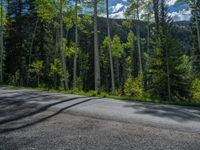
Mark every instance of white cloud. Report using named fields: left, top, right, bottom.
left=167, top=0, right=178, bottom=6
left=111, top=3, right=124, bottom=13
left=110, top=11, right=125, bottom=19
left=169, top=9, right=191, bottom=21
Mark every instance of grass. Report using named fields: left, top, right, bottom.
left=1, top=84, right=200, bottom=107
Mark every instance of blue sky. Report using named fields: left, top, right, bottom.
left=108, top=0, right=191, bottom=21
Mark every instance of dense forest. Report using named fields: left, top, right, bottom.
left=0, top=0, right=200, bottom=103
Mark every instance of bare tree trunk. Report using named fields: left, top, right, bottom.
left=73, top=0, right=78, bottom=90
left=152, top=0, right=159, bottom=32
left=161, top=0, right=165, bottom=25
left=195, top=13, right=200, bottom=52
left=60, top=0, right=68, bottom=90
left=106, top=0, right=115, bottom=95
left=37, top=75, right=40, bottom=87
left=116, top=58, right=120, bottom=90
left=146, top=3, right=150, bottom=54
left=54, top=29, right=59, bottom=89
left=0, top=0, right=3, bottom=83
left=28, top=19, right=39, bottom=68
left=136, top=0, right=142, bottom=74
left=166, top=48, right=171, bottom=100
left=94, top=1, right=101, bottom=93
left=27, top=18, right=39, bottom=85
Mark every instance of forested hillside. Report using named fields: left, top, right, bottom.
left=0, top=0, right=200, bottom=103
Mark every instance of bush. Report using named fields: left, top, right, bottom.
left=124, top=74, right=143, bottom=97
left=87, top=91, right=98, bottom=97
left=192, top=78, right=200, bottom=102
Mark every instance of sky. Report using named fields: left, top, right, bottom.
left=108, top=0, right=191, bottom=21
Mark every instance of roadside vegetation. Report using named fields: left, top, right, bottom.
left=2, top=84, right=200, bottom=107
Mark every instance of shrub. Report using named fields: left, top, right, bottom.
left=87, top=91, right=98, bottom=97
left=124, top=74, right=143, bottom=97
left=192, top=78, right=200, bottom=102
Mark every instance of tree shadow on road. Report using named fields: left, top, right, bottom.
left=0, top=92, right=98, bottom=133
left=124, top=102, right=200, bottom=122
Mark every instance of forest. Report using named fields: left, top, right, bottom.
left=0, top=0, right=200, bottom=104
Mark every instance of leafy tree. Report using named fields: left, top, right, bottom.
left=124, top=31, right=136, bottom=76
left=50, top=58, right=62, bottom=89
left=29, top=60, right=44, bottom=87
left=125, top=0, right=143, bottom=75
left=112, top=35, right=124, bottom=89
left=192, top=78, right=200, bottom=102
left=124, top=74, right=143, bottom=97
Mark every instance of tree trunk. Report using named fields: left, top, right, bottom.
left=73, top=0, right=78, bottom=90
left=161, top=0, right=165, bottom=25
left=37, top=75, right=40, bottom=87
left=195, top=12, right=200, bottom=52
left=106, top=0, right=115, bottom=95
left=116, top=58, right=120, bottom=90
left=136, top=0, right=142, bottom=74
left=147, top=24, right=150, bottom=53
left=60, top=0, right=68, bottom=90
left=153, top=0, right=159, bottom=31
left=0, top=0, right=3, bottom=83
left=94, top=1, right=101, bottom=93
left=166, top=48, right=171, bottom=100
left=27, top=18, right=39, bottom=85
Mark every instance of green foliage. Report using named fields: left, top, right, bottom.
left=73, top=77, right=83, bottom=91
left=147, top=29, right=193, bottom=100
left=112, top=35, right=124, bottom=58
left=124, top=31, right=137, bottom=76
left=102, top=36, right=109, bottom=48
left=87, top=90, right=98, bottom=97
left=192, top=79, right=200, bottom=102
left=125, top=56, right=132, bottom=76
left=29, top=60, right=44, bottom=87
left=63, top=39, right=75, bottom=57
left=34, top=0, right=56, bottom=23
left=50, top=59, right=63, bottom=77
left=101, top=37, right=109, bottom=66
left=122, top=20, right=132, bottom=29
left=102, top=35, right=124, bottom=59
left=78, top=15, right=93, bottom=33
left=125, top=31, right=136, bottom=50
left=29, top=60, right=44, bottom=76
left=0, top=3, right=7, bottom=27
left=124, top=74, right=143, bottom=97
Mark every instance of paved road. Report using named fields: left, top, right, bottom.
left=0, top=88, right=200, bottom=149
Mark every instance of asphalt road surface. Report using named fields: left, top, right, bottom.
left=0, top=88, right=200, bottom=150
